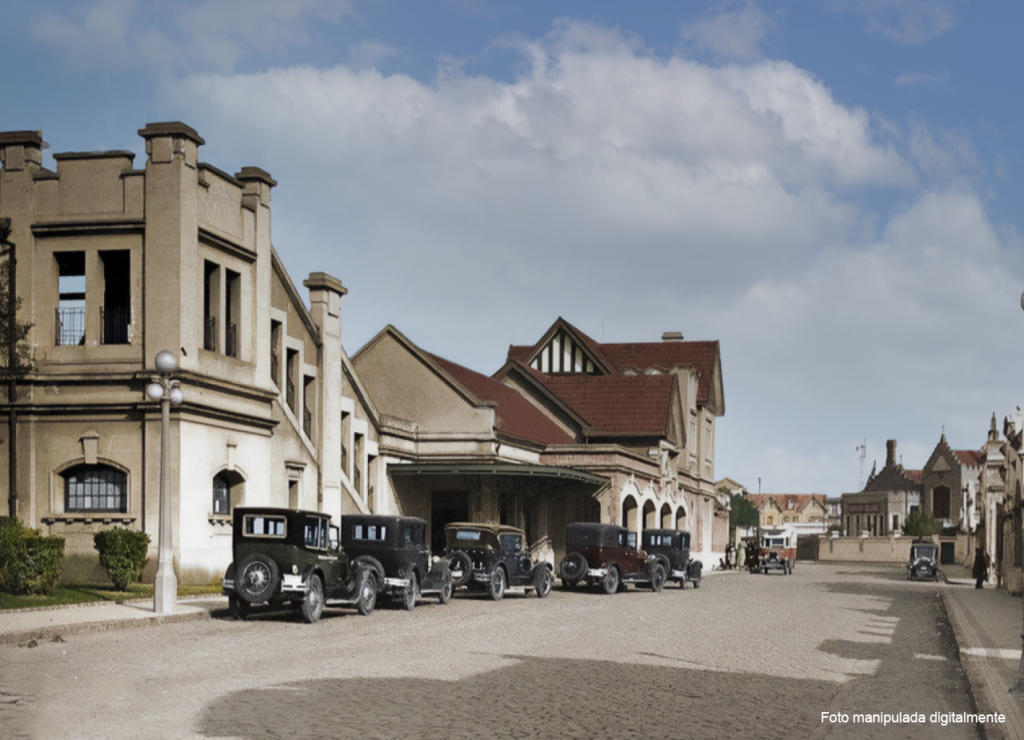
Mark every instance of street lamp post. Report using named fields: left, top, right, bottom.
left=147, top=350, right=184, bottom=614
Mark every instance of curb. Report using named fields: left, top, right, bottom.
left=0, top=608, right=211, bottom=647
left=942, top=592, right=1023, bottom=740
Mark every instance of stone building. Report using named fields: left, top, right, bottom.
left=921, top=434, right=982, bottom=532
left=840, top=440, right=921, bottom=537
left=0, top=123, right=377, bottom=583
left=352, top=319, right=728, bottom=564
left=747, top=493, right=828, bottom=534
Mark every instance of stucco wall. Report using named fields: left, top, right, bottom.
left=817, top=535, right=914, bottom=562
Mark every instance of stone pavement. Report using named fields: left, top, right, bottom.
left=0, top=596, right=217, bottom=646
left=941, top=577, right=1024, bottom=740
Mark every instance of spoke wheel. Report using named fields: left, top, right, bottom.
left=601, top=566, right=620, bottom=595
left=356, top=568, right=376, bottom=616
left=300, top=574, right=324, bottom=624
left=401, top=571, right=418, bottom=611
left=489, top=567, right=506, bottom=601
left=533, top=567, right=552, bottom=598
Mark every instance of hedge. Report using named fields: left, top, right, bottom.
left=0, top=517, right=65, bottom=595
left=94, top=528, right=151, bottom=591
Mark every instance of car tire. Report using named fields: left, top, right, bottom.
left=601, top=565, right=620, bottom=595
left=401, top=571, right=418, bottom=611
left=355, top=567, right=376, bottom=616
left=438, top=577, right=453, bottom=605
left=559, top=553, right=588, bottom=582
left=300, top=574, right=324, bottom=624
left=448, top=551, right=474, bottom=588
left=228, top=594, right=250, bottom=621
left=489, top=567, right=506, bottom=601
left=533, top=566, right=552, bottom=598
left=650, top=564, right=667, bottom=592
left=353, top=555, right=386, bottom=591
left=236, top=553, right=279, bottom=603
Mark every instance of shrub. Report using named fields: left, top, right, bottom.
left=94, top=528, right=151, bottom=591
left=0, top=517, right=65, bottom=595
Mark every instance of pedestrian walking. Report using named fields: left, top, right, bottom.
left=972, top=547, right=989, bottom=589
left=736, top=539, right=747, bottom=572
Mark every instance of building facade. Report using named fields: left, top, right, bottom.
left=840, top=440, right=921, bottom=537
left=0, top=123, right=377, bottom=583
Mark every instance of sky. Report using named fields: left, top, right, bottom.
left=2, top=0, right=1023, bottom=498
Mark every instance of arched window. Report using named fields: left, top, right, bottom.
left=212, top=470, right=245, bottom=515
left=64, top=464, right=127, bottom=513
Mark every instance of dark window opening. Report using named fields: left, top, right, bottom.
left=270, top=320, right=282, bottom=387
left=286, top=348, right=298, bottom=413
left=341, top=411, right=350, bottom=475
left=225, top=268, right=240, bottom=358
left=64, top=464, right=127, bottom=513
left=302, top=375, right=315, bottom=438
left=56, top=252, right=86, bottom=346
left=933, top=486, right=951, bottom=520
left=100, top=250, right=130, bottom=345
left=203, top=261, right=219, bottom=352
left=353, top=432, right=364, bottom=495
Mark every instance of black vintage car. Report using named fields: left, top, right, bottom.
left=444, top=523, right=553, bottom=601
left=341, top=515, right=453, bottom=609
left=641, top=529, right=703, bottom=589
left=222, top=507, right=376, bottom=623
left=558, top=522, right=666, bottom=594
left=907, top=540, right=940, bottom=581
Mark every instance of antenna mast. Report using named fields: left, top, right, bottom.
left=856, top=439, right=867, bottom=488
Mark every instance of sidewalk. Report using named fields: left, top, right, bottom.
left=0, top=596, right=224, bottom=646
left=942, top=579, right=1024, bottom=740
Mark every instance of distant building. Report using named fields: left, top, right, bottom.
left=748, top=493, right=828, bottom=535
left=840, top=440, right=921, bottom=536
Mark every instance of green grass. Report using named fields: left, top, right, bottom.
left=0, top=583, right=224, bottom=611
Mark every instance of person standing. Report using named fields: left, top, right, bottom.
left=972, top=547, right=989, bottom=589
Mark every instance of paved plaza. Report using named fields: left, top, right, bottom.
left=0, top=563, right=1003, bottom=739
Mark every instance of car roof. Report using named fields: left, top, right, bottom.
left=445, top=522, right=526, bottom=537
left=344, top=514, right=427, bottom=526
left=234, top=506, right=331, bottom=519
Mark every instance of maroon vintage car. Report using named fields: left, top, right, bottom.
left=558, top=522, right=666, bottom=594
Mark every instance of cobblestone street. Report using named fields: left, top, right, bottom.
left=0, top=563, right=982, bottom=739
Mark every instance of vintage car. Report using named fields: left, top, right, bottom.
left=341, top=515, right=453, bottom=609
left=642, top=528, right=702, bottom=588
left=222, top=507, right=376, bottom=623
left=558, top=522, right=667, bottom=594
left=444, top=523, right=553, bottom=601
left=907, top=540, right=940, bottom=581
left=758, top=527, right=796, bottom=575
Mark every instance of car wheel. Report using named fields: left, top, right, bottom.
left=355, top=567, right=376, bottom=616
left=559, top=552, right=588, bottom=583
left=236, top=553, right=279, bottom=603
left=300, top=574, right=324, bottom=624
left=650, top=564, right=667, bottom=592
left=448, top=551, right=473, bottom=588
left=401, top=571, right=418, bottom=611
left=692, top=573, right=702, bottom=589
left=561, top=577, right=577, bottom=591
left=228, top=594, right=250, bottom=621
left=353, top=555, right=386, bottom=591
left=533, top=566, right=552, bottom=598
left=438, top=577, right=454, bottom=605
left=601, top=565, right=620, bottom=595
left=489, top=567, right=506, bottom=601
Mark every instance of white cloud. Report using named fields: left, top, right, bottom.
left=30, top=0, right=353, bottom=73
left=150, top=19, right=1012, bottom=496
left=680, top=0, right=776, bottom=61
left=830, top=0, right=959, bottom=45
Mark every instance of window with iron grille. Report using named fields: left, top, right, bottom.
left=64, top=464, right=127, bottom=513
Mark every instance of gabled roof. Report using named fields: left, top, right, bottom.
left=953, top=450, right=982, bottom=468
left=502, top=317, right=724, bottom=438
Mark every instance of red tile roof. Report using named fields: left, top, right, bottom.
left=540, top=374, right=675, bottom=437
left=953, top=450, right=982, bottom=468
left=905, top=469, right=923, bottom=483
left=426, top=352, right=575, bottom=446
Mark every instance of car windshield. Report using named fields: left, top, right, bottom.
left=454, top=530, right=482, bottom=542
left=305, top=516, right=329, bottom=550
left=618, top=531, right=637, bottom=548
left=763, top=537, right=786, bottom=548
left=912, top=546, right=936, bottom=559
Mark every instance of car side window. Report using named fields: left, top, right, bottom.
left=500, top=534, right=522, bottom=553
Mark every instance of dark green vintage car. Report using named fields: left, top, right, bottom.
left=444, top=523, right=553, bottom=601
left=222, top=507, right=377, bottom=623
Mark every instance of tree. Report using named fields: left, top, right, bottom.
left=902, top=510, right=941, bottom=537
left=728, top=491, right=760, bottom=532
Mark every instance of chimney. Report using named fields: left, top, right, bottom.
left=886, top=440, right=896, bottom=468
left=0, top=130, right=47, bottom=172
left=662, top=331, right=684, bottom=342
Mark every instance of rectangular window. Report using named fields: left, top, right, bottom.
left=303, top=375, right=315, bottom=438
left=203, top=261, right=220, bottom=352
left=55, top=252, right=86, bottom=346
left=270, top=320, right=282, bottom=387
left=100, top=250, right=130, bottom=345
left=225, top=268, right=240, bottom=358
left=354, top=432, right=364, bottom=495
left=244, top=515, right=286, bottom=538
left=286, top=348, right=299, bottom=413
left=64, top=465, right=127, bottom=512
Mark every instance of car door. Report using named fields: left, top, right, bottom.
left=500, top=533, right=530, bottom=584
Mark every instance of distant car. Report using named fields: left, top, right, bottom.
left=558, top=522, right=666, bottom=594
left=907, top=540, right=940, bottom=581
left=444, top=523, right=553, bottom=600
left=642, top=529, right=702, bottom=588
left=222, top=507, right=376, bottom=622
left=758, top=527, right=796, bottom=575
left=341, top=515, right=453, bottom=609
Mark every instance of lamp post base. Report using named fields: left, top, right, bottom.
left=154, top=566, right=177, bottom=615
